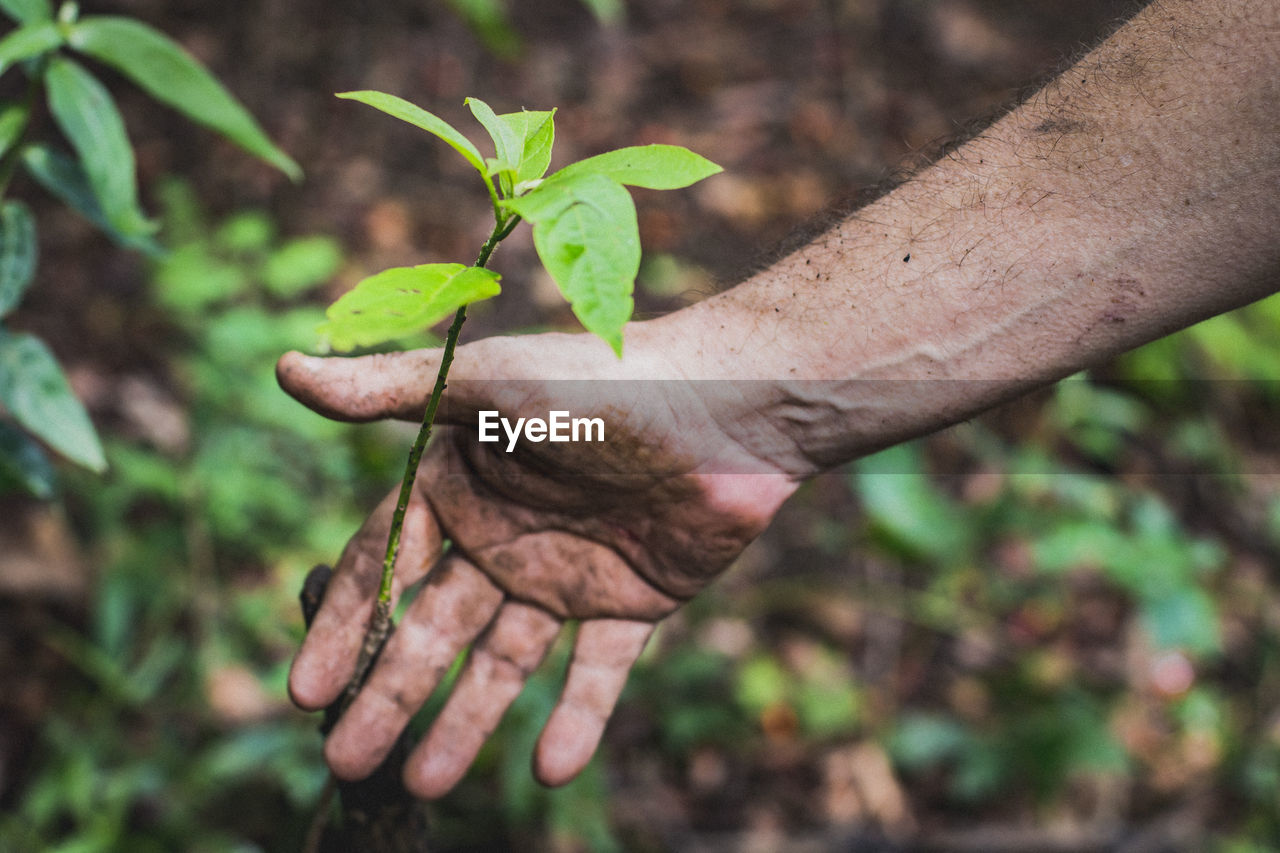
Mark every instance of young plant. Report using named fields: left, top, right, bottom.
left=0, top=0, right=298, bottom=498
left=316, top=90, right=721, bottom=703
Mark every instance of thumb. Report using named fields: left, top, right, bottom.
left=276, top=345, right=496, bottom=424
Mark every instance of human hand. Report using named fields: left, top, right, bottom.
left=278, top=324, right=797, bottom=798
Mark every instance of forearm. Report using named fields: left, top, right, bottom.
left=648, top=0, right=1280, bottom=476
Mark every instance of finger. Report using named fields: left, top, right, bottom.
left=324, top=553, right=504, bottom=780
left=289, top=487, right=440, bottom=711
left=533, top=619, right=654, bottom=787
left=404, top=601, right=562, bottom=799
left=276, top=337, right=514, bottom=424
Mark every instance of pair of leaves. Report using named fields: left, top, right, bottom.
left=329, top=92, right=720, bottom=354
left=0, top=10, right=299, bottom=244
left=335, top=92, right=557, bottom=198
left=464, top=97, right=554, bottom=197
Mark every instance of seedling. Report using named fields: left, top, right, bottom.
left=316, top=90, right=721, bottom=706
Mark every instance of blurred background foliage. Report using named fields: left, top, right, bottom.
left=2, top=0, right=1280, bottom=851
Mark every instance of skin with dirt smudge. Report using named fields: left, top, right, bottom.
left=282, top=0, right=1278, bottom=803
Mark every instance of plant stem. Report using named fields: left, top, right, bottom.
left=340, top=213, right=520, bottom=707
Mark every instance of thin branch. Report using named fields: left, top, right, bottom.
left=341, top=213, right=519, bottom=708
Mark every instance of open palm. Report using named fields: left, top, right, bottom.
left=280, top=332, right=795, bottom=798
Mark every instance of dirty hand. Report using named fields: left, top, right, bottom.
left=278, top=326, right=796, bottom=798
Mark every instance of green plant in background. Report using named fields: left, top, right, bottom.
left=851, top=433, right=1239, bottom=808
left=148, top=179, right=362, bottom=557
left=317, top=90, right=720, bottom=708
left=0, top=187, right=363, bottom=852
left=444, top=0, right=623, bottom=59
left=0, top=0, right=298, bottom=499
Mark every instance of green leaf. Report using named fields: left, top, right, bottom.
left=153, top=244, right=249, bottom=313
left=0, top=201, right=36, bottom=317
left=318, top=262, right=501, bottom=352
left=0, top=330, right=105, bottom=472
left=466, top=97, right=518, bottom=195
left=44, top=55, right=154, bottom=239
left=442, top=0, right=522, bottom=59
left=0, top=20, right=63, bottom=76
left=0, top=0, right=51, bottom=24
left=551, top=144, right=721, bottom=190
left=889, top=713, right=974, bottom=771
left=735, top=654, right=791, bottom=714
left=19, top=143, right=162, bottom=254
left=0, top=418, right=54, bottom=498
left=579, top=0, right=624, bottom=24
left=0, top=101, right=29, bottom=157
left=854, top=442, right=972, bottom=564
left=503, top=172, right=638, bottom=354
left=466, top=99, right=554, bottom=196
left=338, top=91, right=485, bottom=174
left=214, top=210, right=276, bottom=254
left=66, top=16, right=301, bottom=181
left=1141, top=587, right=1221, bottom=656
left=501, top=108, right=554, bottom=187
left=261, top=235, right=342, bottom=298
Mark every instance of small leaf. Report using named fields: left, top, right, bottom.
left=19, top=143, right=162, bottom=254
left=66, top=16, right=301, bottom=180
left=0, top=330, right=105, bottom=472
left=0, top=0, right=52, bottom=24
left=214, top=210, right=275, bottom=254
left=578, top=0, right=624, bottom=25
left=338, top=91, right=485, bottom=174
left=504, top=172, right=638, bottom=355
left=0, top=101, right=30, bottom=157
left=854, top=442, right=972, bottom=564
left=467, top=100, right=556, bottom=197
left=889, top=713, right=972, bottom=771
left=0, top=20, right=63, bottom=77
left=153, top=244, right=249, bottom=313
left=500, top=108, right=554, bottom=186
left=261, top=236, right=342, bottom=298
left=318, top=263, right=500, bottom=351
left=0, top=201, right=36, bottom=317
left=442, top=0, right=522, bottom=59
left=1141, top=587, right=1221, bottom=656
left=551, top=144, right=721, bottom=190
left=0, top=418, right=55, bottom=498
left=466, top=96, right=519, bottom=195
left=44, top=55, right=154, bottom=239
